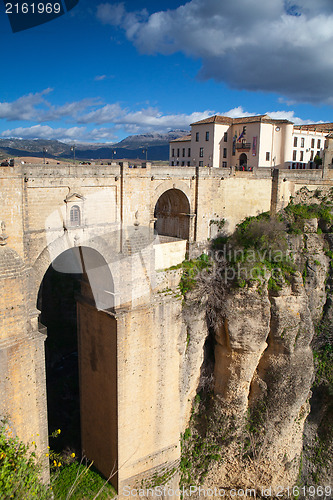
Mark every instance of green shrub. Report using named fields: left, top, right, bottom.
left=0, top=421, right=51, bottom=499
left=179, top=254, right=211, bottom=296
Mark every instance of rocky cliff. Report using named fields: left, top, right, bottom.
left=179, top=186, right=333, bottom=498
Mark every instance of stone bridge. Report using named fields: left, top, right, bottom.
left=0, top=160, right=332, bottom=493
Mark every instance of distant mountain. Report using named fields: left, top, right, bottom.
left=0, top=138, right=70, bottom=156
left=0, top=130, right=189, bottom=161
left=115, top=131, right=189, bottom=149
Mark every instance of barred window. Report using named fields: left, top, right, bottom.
left=70, top=205, right=81, bottom=226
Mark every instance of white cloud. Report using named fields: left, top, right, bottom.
left=79, top=105, right=215, bottom=131
left=0, top=90, right=100, bottom=123
left=265, top=110, right=323, bottom=125
left=0, top=89, right=52, bottom=121
left=0, top=125, right=118, bottom=143
left=96, top=0, right=333, bottom=104
left=0, top=91, right=325, bottom=142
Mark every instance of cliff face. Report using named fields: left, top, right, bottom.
left=211, top=275, right=316, bottom=490
left=180, top=188, right=333, bottom=495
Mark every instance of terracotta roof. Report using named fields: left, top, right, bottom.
left=190, top=114, right=293, bottom=126
left=190, top=115, right=233, bottom=125
left=170, top=135, right=191, bottom=143
left=293, top=123, right=333, bottom=133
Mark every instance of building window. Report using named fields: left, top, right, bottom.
left=224, top=132, right=228, bottom=142
left=181, top=161, right=185, bottom=166
left=188, top=148, right=191, bottom=157
left=311, top=138, right=315, bottom=148
left=177, top=148, right=180, bottom=157
left=294, top=137, right=298, bottom=147
left=199, top=161, right=203, bottom=167
left=171, top=161, right=174, bottom=166
left=199, top=147, right=204, bottom=157
left=293, top=150, right=297, bottom=161
left=176, top=161, right=179, bottom=166
left=223, top=148, right=227, bottom=158
left=300, top=151, right=304, bottom=161
left=205, top=131, right=209, bottom=141
left=317, top=150, right=320, bottom=157
left=70, top=205, right=81, bottom=227
left=222, top=161, right=227, bottom=168
left=301, top=138, right=305, bottom=148
left=317, top=139, right=321, bottom=149
left=196, top=132, right=199, bottom=142
left=172, top=148, right=174, bottom=157
left=266, top=152, right=270, bottom=161
left=187, top=161, right=190, bottom=166
left=310, top=150, right=314, bottom=161
left=182, top=148, right=185, bottom=157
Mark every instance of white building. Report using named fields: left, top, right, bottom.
left=169, top=114, right=333, bottom=169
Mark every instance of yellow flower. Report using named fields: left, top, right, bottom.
left=46, top=453, right=49, bottom=457
left=58, top=462, right=61, bottom=467
left=57, top=429, right=61, bottom=434
left=32, top=441, right=35, bottom=445
left=53, top=460, right=57, bottom=466
left=71, top=453, right=75, bottom=458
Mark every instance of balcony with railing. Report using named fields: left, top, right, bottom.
left=235, top=142, right=251, bottom=151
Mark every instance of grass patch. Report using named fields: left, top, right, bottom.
left=51, top=460, right=116, bottom=499
left=179, top=254, right=212, bottom=296
left=180, top=394, right=235, bottom=487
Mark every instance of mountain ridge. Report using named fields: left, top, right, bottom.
left=0, top=130, right=189, bottom=161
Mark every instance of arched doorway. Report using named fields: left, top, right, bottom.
left=37, top=246, right=118, bottom=487
left=239, top=153, right=247, bottom=169
left=154, top=189, right=190, bottom=240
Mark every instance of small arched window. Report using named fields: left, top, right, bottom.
left=69, top=205, right=81, bottom=226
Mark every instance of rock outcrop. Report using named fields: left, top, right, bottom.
left=180, top=190, right=333, bottom=496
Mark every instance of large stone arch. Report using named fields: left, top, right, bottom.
left=31, top=234, right=115, bottom=310
left=154, top=189, right=191, bottom=240
left=35, top=242, right=118, bottom=488
left=152, top=181, right=192, bottom=241
left=151, top=180, right=191, bottom=217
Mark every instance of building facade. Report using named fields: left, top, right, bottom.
left=170, top=114, right=333, bottom=170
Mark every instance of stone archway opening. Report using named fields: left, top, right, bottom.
left=239, top=153, right=247, bottom=170
left=154, top=188, right=190, bottom=240
left=37, top=246, right=118, bottom=488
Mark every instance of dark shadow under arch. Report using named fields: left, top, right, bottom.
left=37, top=246, right=118, bottom=488
left=154, top=188, right=190, bottom=240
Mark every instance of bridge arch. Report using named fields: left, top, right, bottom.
left=32, top=235, right=116, bottom=308
left=36, top=243, right=118, bottom=488
left=152, top=181, right=192, bottom=241
left=154, top=188, right=191, bottom=240
left=151, top=180, right=191, bottom=213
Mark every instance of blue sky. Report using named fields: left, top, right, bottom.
left=0, top=0, right=333, bottom=143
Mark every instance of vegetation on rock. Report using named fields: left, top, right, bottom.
left=179, top=186, right=333, bottom=495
